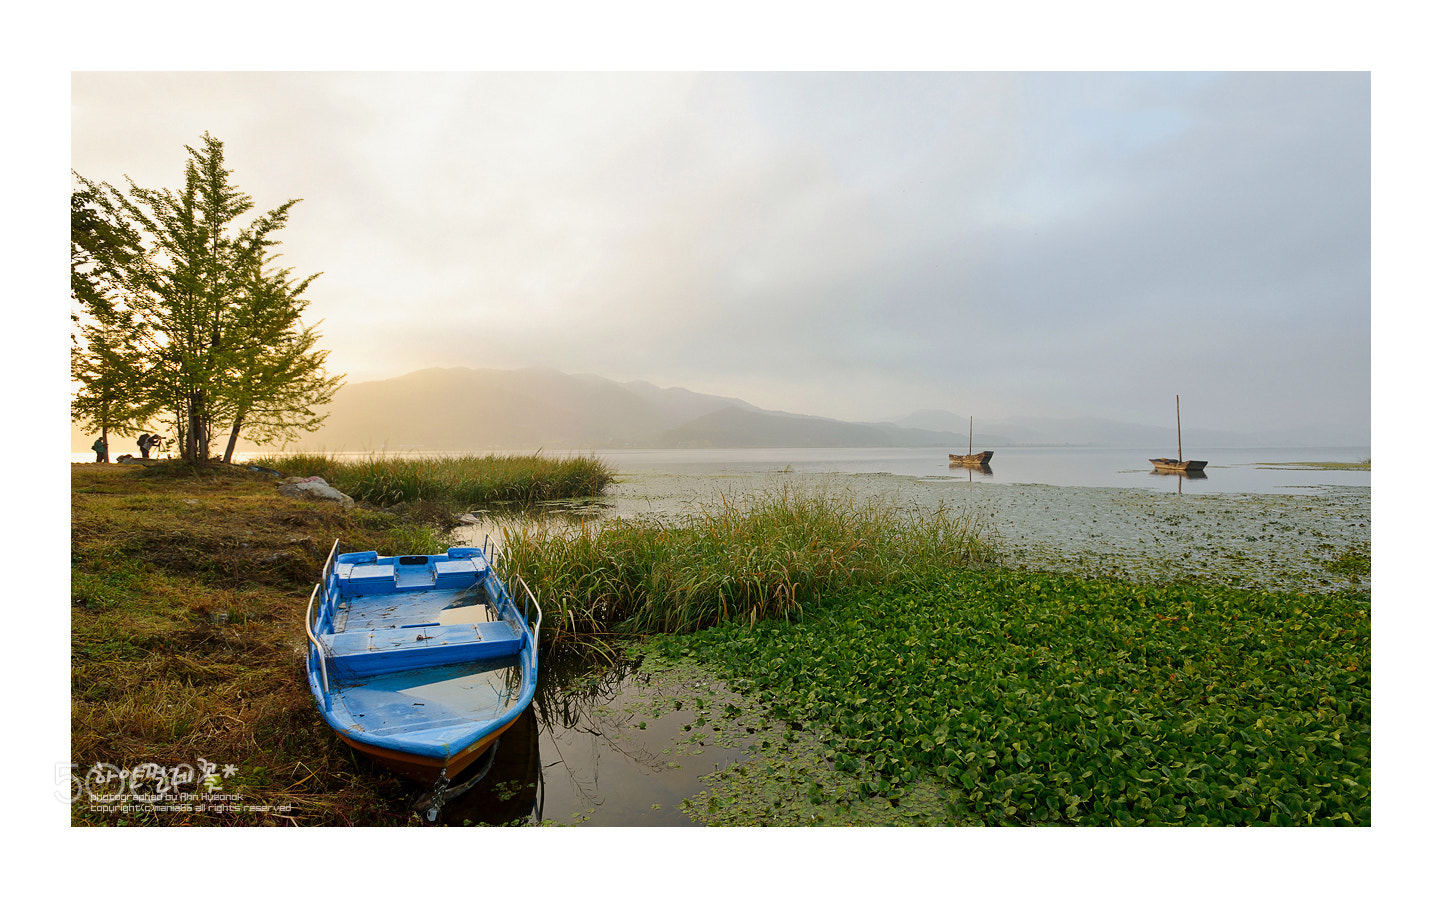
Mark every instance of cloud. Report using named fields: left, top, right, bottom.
left=70, top=71, right=1369, bottom=438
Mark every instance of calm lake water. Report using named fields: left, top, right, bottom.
left=588, top=445, right=1372, bottom=495
left=435, top=654, right=754, bottom=826
left=73, top=444, right=1371, bottom=495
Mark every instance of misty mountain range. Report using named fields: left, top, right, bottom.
left=255, top=366, right=1362, bottom=453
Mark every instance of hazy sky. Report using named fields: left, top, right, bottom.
left=70, top=71, right=1369, bottom=439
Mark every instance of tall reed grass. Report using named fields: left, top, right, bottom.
left=253, top=452, right=616, bottom=508
left=503, top=485, right=996, bottom=638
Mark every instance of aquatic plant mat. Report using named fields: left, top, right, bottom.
left=589, top=472, right=1371, bottom=595
left=651, top=570, right=1369, bottom=825
left=530, top=649, right=960, bottom=826
left=1254, top=460, right=1370, bottom=471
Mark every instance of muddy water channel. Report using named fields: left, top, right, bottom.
left=435, top=462, right=1370, bottom=825
left=432, top=644, right=946, bottom=826
left=433, top=651, right=809, bottom=825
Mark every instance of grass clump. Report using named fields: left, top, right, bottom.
left=503, top=485, right=996, bottom=639
left=1255, top=459, right=1371, bottom=471
left=656, top=569, right=1370, bottom=825
left=253, top=452, right=615, bottom=508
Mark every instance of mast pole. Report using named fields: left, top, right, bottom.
left=1176, top=395, right=1182, bottom=463
left=969, top=416, right=974, bottom=455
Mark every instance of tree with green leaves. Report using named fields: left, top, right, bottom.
left=71, top=185, right=157, bottom=459
left=215, top=258, right=343, bottom=463
left=71, top=133, right=341, bottom=462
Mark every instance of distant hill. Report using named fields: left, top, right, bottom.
left=616, top=379, right=767, bottom=423
left=290, top=367, right=672, bottom=451
left=283, top=367, right=971, bottom=451
left=890, top=409, right=971, bottom=432
left=70, top=366, right=1367, bottom=453
left=657, top=407, right=963, bottom=449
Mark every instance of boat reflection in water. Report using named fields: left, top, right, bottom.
left=1150, top=467, right=1208, bottom=495
left=432, top=654, right=629, bottom=826
left=433, top=705, right=542, bottom=826
left=434, top=654, right=640, bottom=826
left=947, top=461, right=993, bottom=480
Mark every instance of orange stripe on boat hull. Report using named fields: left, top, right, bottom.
left=335, top=716, right=521, bottom=785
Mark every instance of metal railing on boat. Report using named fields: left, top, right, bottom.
left=511, top=573, right=543, bottom=653
left=486, top=532, right=542, bottom=653
left=304, top=583, right=329, bottom=699
left=304, top=539, right=340, bottom=702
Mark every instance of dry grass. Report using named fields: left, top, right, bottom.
left=70, top=462, right=446, bottom=825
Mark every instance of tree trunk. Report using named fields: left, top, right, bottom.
left=186, top=389, right=212, bottom=462
left=186, top=397, right=199, bottom=461
left=222, top=412, right=246, bottom=464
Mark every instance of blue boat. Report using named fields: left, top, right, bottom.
left=305, top=539, right=540, bottom=787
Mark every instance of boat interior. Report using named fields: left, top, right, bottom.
left=327, top=657, right=523, bottom=740
left=318, top=551, right=525, bottom=679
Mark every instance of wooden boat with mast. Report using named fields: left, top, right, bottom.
left=1150, top=395, right=1208, bottom=473
left=949, top=416, right=994, bottom=466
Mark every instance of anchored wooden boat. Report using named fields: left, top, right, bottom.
left=949, top=450, right=994, bottom=466
left=949, top=416, right=994, bottom=467
left=1149, top=458, right=1208, bottom=473
left=305, top=539, right=540, bottom=787
left=1150, top=395, right=1207, bottom=474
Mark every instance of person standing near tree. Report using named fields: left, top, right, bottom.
left=137, top=432, right=162, bottom=459
left=92, top=436, right=106, bottom=463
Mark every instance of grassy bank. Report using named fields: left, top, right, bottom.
left=654, top=570, right=1370, bottom=825
left=253, top=452, right=615, bottom=508
left=70, top=462, right=445, bottom=825
left=502, top=486, right=997, bottom=641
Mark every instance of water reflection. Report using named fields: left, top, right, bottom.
left=461, top=500, right=615, bottom=553
left=477, top=498, right=613, bottom=526
left=592, top=446, right=1368, bottom=494
left=435, top=705, right=542, bottom=825
left=947, top=462, right=993, bottom=479
left=424, top=651, right=747, bottom=826
left=1149, top=468, right=1208, bottom=495
left=1148, top=469, right=1209, bottom=480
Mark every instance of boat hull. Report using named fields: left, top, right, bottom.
left=949, top=450, right=994, bottom=466
left=333, top=713, right=521, bottom=783
left=1149, top=458, right=1207, bottom=473
left=305, top=542, right=541, bottom=787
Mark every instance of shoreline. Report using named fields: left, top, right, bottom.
left=460, top=470, right=1371, bottom=596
